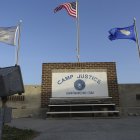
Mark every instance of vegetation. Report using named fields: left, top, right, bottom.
left=2, top=125, right=39, bottom=140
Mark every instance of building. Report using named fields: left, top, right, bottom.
left=1, top=62, right=140, bottom=118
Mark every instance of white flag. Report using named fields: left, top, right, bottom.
left=0, top=26, right=18, bottom=46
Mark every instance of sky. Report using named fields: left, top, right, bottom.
left=0, top=0, right=140, bottom=85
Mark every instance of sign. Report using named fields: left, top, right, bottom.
left=0, top=65, right=24, bottom=97
left=52, top=71, right=108, bottom=97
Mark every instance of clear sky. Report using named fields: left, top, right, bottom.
left=0, top=0, right=140, bottom=85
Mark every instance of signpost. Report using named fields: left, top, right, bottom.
left=0, top=97, right=8, bottom=140
left=0, top=65, right=24, bottom=139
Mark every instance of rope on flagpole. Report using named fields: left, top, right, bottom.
left=133, top=17, right=140, bottom=60
left=76, top=0, right=80, bottom=62
left=16, top=20, right=22, bottom=65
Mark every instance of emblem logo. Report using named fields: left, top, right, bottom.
left=120, top=29, right=131, bottom=36
left=74, top=79, right=85, bottom=91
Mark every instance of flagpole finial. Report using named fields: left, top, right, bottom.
left=134, top=17, right=136, bottom=21
left=19, top=20, right=22, bottom=25
left=18, top=20, right=22, bottom=26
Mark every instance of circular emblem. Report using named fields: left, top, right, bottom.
left=74, top=79, right=85, bottom=91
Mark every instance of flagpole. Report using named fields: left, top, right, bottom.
left=133, top=17, right=140, bottom=60
left=76, top=0, right=80, bottom=62
left=16, top=20, right=22, bottom=65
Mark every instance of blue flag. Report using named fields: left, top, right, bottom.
left=108, top=24, right=136, bottom=41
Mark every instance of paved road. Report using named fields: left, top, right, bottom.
left=8, top=117, right=140, bottom=140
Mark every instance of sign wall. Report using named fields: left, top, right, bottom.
left=52, top=71, right=108, bottom=97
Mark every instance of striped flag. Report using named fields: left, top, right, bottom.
left=54, top=2, right=77, bottom=18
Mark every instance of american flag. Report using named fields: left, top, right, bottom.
left=54, top=2, right=77, bottom=18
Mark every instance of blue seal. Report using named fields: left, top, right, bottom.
left=74, top=79, right=85, bottom=91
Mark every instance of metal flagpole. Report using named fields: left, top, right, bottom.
left=133, top=17, right=140, bottom=60
left=76, top=0, right=80, bottom=62
left=16, top=20, right=22, bottom=65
